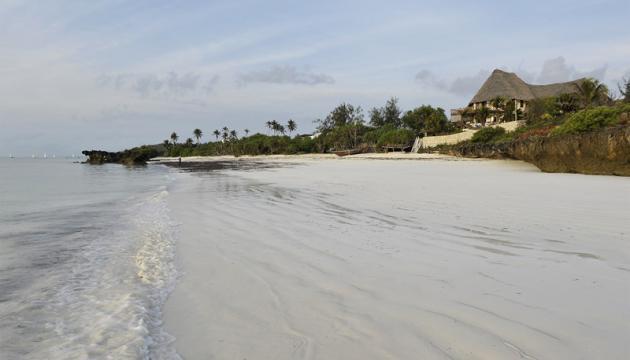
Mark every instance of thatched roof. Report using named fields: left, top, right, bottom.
left=469, top=69, right=583, bottom=105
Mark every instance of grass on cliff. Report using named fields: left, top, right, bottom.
left=462, top=103, right=630, bottom=147
left=551, top=103, right=630, bottom=135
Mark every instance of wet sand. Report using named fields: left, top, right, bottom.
left=162, top=158, right=630, bottom=359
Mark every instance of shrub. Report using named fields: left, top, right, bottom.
left=551, top=104, right=630, bottom=135
left=376, top=128, right=416, bottom=148
left=470, top=126, right=506, bottom=144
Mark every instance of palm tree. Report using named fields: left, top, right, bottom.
left=193, top=128, right=203, bottom=144
left=287, top=119, right=297, bottom=135
left=489, top=97, right=505, bottom=123
left=577, top=78, right=608, bottom=108
left=277, top=124, right=286, bottom=135
left=221, top=126, right=229, bottom=141
left=162, top=139, right=170, bottom=149
left=265, top=121, right=273, bottom=134
left=244, top=129, right=250, bottom=137
left=475, top=107, right=490, bottom=126
left=185, top=138, right=194, bottom=146
left=170, top=132, right=179, bottom=144
left=229, top=129, right=238, bottom=140
left=213, top=129, right=220, bottom=141
left=270, top=120, right=280, bottom=135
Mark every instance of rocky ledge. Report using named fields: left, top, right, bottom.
left=448, top=126, right=630, bottom=176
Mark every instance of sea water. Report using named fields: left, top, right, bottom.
left=0, top=158, right=179, bottom=359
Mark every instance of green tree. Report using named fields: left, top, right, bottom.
left=370, top=97, right=401, bottom=127
left=618, top=78, right=630, bottom=103
left=185, top=138, right=194, bottom=146
left=193, top=128, right=203, bottom=144
left=213, top=129, right=220, bottom=141
left=229, top=129, right=238, bottom=140
left=270, top=120, right=280, bottom=135
left=369, top=107, right=385, bottom=127
left=401, top=105, right=448, bottom=135
left=287, top=119, right=297, bottom=135
left=475, top=107, right=490, bottom=126
left=244, top=129, right=250, bottom=137
left=316, top=103, right=364, bottom=132
left=577, top=78, right=609, bottom=108
left=489, top=96, right=505, bottom=122
left=170, top=132, right=179, bottom=144
left=383, top=97, right=402, bottom=127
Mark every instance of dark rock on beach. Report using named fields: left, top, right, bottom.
left=82, top=145, right=164, bottom=165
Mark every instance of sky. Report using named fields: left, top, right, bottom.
left=1, top=0, right=629, bottom=156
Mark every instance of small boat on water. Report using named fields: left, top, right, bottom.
left=333, top=148, right=363, bottom=157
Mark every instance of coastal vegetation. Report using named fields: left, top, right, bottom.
left=446, top=78, right=628, bottom=148
left=155, top=97, right=455, bottom=158
left=437, top=78, right=630, bottom=175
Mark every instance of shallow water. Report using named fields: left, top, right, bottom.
left=164, top=159, right=630, bottom=359
left=0, top=159, right=179, bottom=359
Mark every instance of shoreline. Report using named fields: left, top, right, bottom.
left=150, top=152, right=472, bottom=163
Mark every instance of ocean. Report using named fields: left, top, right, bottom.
left=0, top=158, right=179, bottom=359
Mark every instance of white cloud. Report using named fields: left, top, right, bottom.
left=238, top=65, right=334, bottom=86
left=448, top=70, right=491, bottom=96
left=98, top=72, right=220, bottom=97
left=414, top=70, right=447, bottom=90
left=537, top=56, right=607, bottom=83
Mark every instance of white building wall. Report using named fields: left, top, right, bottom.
left=420, top=120, right=525, bottom=149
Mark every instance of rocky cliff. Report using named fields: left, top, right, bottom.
left=82, top=146, right=164, bottom=165
left=448, top=126, right=630, bottom=176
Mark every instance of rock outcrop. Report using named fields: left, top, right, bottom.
left=82, top=146, right=163, bottom=165
left=448, top=126, right=630, bottom=176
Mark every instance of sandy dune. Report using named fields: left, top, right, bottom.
left=163, top=158, right=630, bottom=359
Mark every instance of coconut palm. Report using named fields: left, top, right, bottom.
left=170, top=132, right=179, bottom=144
left=277, top=124, right=286, bottom=135
left=213, top=129, right=220, bottom=140
left=287, top=119, right=297, bottom=135
left=229, top=129, right=238, bottom=140
left=489, top=97, right=505, bottom=123
left=265, top=121, right=273, bottom=134
left=475, top=107, right=490, bottom=126
left=193, top=128, right=203, bottom=144
left=577, top=78, right=608, bottom=108
left=244, top=129, right=250, bottom=137
left=185, top=137, right=194, bottom=146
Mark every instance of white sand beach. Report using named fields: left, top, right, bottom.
left=162, top=157, right=630, bottom=359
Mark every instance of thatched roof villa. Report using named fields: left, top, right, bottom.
left=451, top=69, right=584, bottom=125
